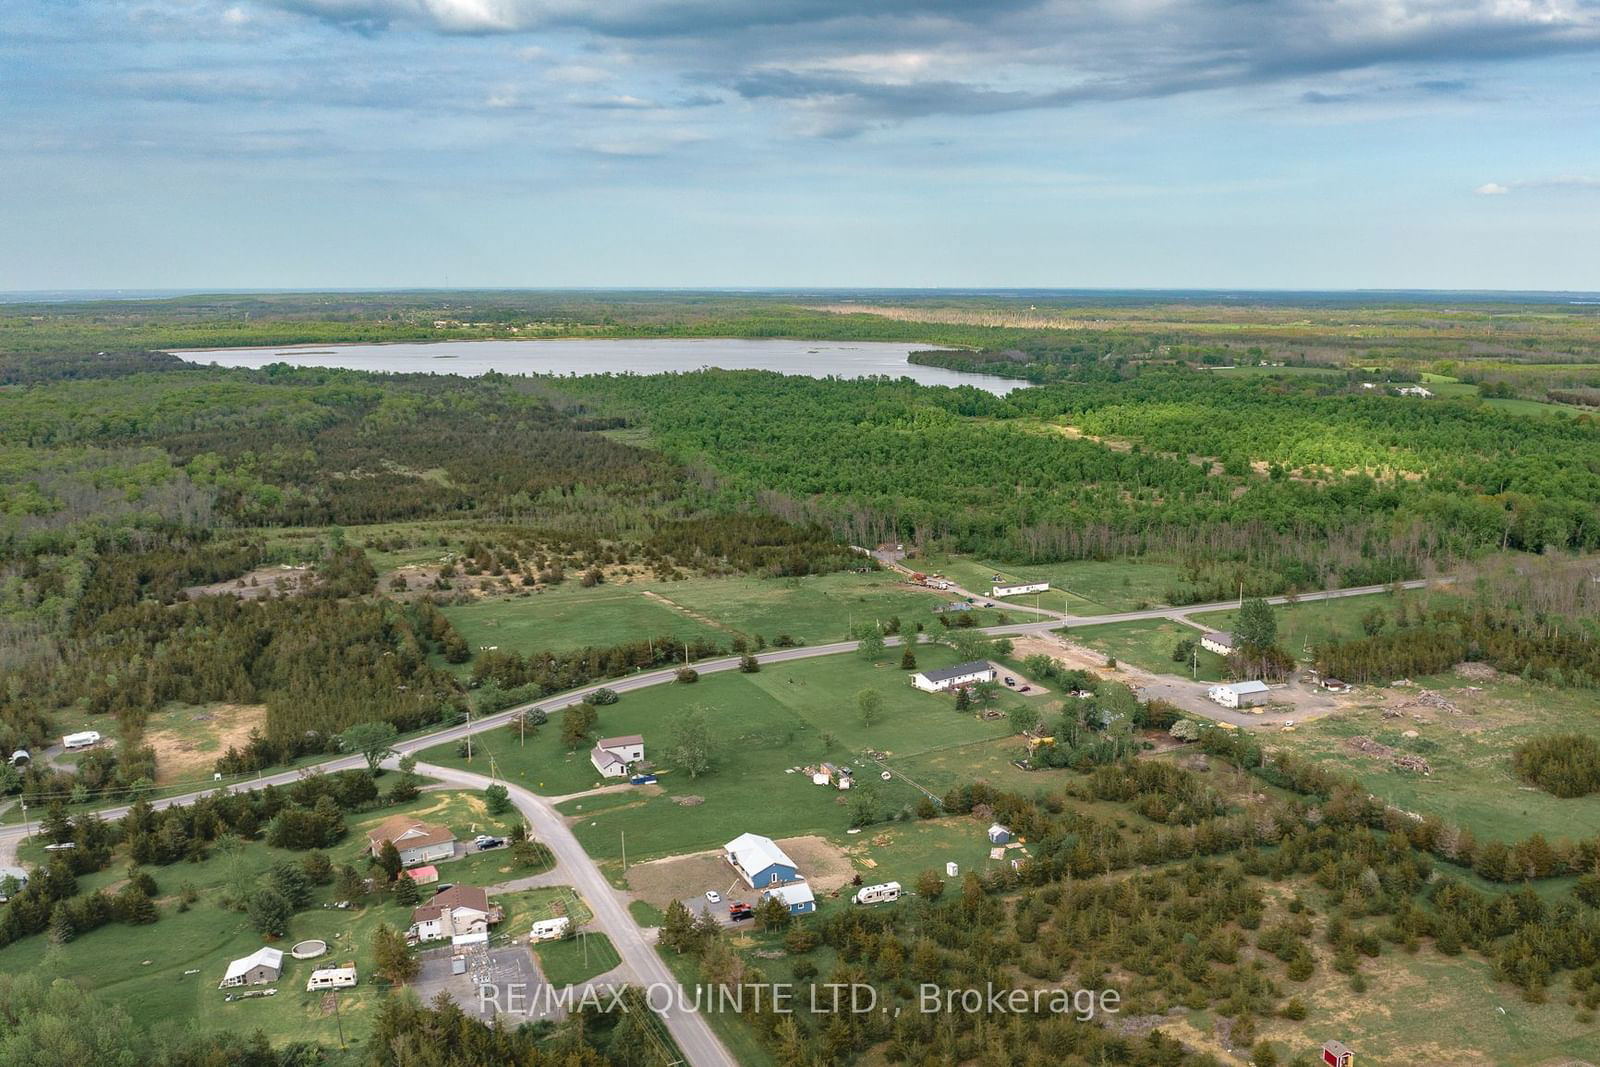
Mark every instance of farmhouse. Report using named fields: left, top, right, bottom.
left=219, top=946, right=283, bottom=988
left=367, top=816, right=456, bottom=867
left=305, top=965, right=357, bottom=991
left=992, top=581, right=1049, bottom=598
left=590, top=734, right=645, bottom=778
left=725, top=832, right=800, bottom=887
left=911, top=660, right=997, bottom=693
left=761, top=881, right=817, bottom=915
left=62, top=731, right=102, bottom=751
left=1208, top=680, right=1272, bottom=709
left=409, top=884, right=504, bottom=943
left=1200, top=631, right=1235, bottom=656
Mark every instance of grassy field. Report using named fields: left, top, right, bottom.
left=534, top=932, right=621, bottom=987
left=1268, top=676, right=1600, bottom=844
left=439, top=570, right=982, bottom=660
left=420, top=646, right=1032, bottom=868
left=1189, top=585, right=1460, bottom=663
left=1068, top=618, right=1229, bottom=680
left=913, top=553, right=1186, bottom=613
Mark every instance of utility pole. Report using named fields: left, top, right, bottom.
left=621, top=830, right=627, bottom=874
left=465, top=705, right=473, bottom=763
left=333, top=990, right=346, bottom=1050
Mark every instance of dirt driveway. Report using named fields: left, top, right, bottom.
left=625, top=835, right=856, bottom=910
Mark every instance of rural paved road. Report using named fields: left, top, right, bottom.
left=0, top=572, right=1447, bottom=1063
left=414, top=762, right=735, bottom=1067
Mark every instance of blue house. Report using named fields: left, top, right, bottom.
left=725, top=833, right=800, bottom=887
left=761, top=882, right=817, bottom=915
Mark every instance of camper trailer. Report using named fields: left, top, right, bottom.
left=62, top=731, right=102, bottom=751
left=531, top=917, right=571, bottom=942
left=852, top=881, right=902, bottom=905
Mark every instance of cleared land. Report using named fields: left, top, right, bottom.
left=1069, top=618, right=1230, bottom=681
left=144, top=702, right=268, bottom=785
left=912, top=553, right=1186, bottom=613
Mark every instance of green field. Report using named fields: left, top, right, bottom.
left=1191, top=585, right=1455, bottom=663
left=421, top=646, right=1031, bottom=866
left=913, top=553, right=1186, bottom=613
left=440, top=570, right=979, bottom=659
left=1269, top=677, right=1600, bottom=844
left=1068, top=618, right=1229, bottom=680
left=533, top=931, right=622, bottom=987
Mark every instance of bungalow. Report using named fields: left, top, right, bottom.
left=590, top=734, right=645, bottom=778
left=219, top=946, right=283, bottom=988
left=761, top=881, right=816, bottom=915
left=1208, top=680, right=1272, bottom=709
left=1200, top=631, right=1235, bottom=656
left=367, top=816, right=456, bottom=867
left=725, top=832, right=800, bottom=888
left=409, top=884, right=504, bottom=944
left=987, top=823, right=1013, bottom=845
left=305, top=965, right=357, bottom=991
left=911, top=660, right=996, bottom=693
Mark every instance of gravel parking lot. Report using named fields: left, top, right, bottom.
left=413, top=942, right=548, bottom=1022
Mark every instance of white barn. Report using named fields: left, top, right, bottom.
left=1208, top=680, right=1271, bottom=709
left=911, top=661, right=996, bottom=693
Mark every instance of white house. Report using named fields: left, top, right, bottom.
left=305, top=965, right=357, bottom=991
left=992, top=581, right=1049, bottom=598
left=589, top=734, right=645, bottom=778
left=62, top=731, right=101, bottom=751
left=1200, top=631, right=1235, bottom=656
left=911, top=660, right=996, bottom=693
left=725, top=833, right=800, bottom=887
left=1397, top=385, right=1434, bottom=398
left=220, top=947, right=283, bottom=988
left=1208, top=680, right=1272, bottom=709
left=531, top=916, right=571, bottom=942
left=853, top=881, right=902, bottom=905
left=409, top=885, right=503, bottom=943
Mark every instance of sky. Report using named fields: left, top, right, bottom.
left=2, top=0, right=1599, bottom=291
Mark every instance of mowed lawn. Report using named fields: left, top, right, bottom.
left=1068, top=618, right=1230, bottom=680
left=534, top=931, right=621, bottom=987
left=439, top=570, right=965, bottom=658
left=1268, top=678, right=1600, bottom=844
left=420, top=647, right=1025, bottom=866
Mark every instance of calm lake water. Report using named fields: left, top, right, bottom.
left=172, top=338, right=1022, bottom=395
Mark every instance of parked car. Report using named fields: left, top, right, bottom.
left=629, top=773, right=658, bottom=786
left=705, top=890, right=721, bottom=904
left=1004, top=677, right=1015, bottom=686
left=474, top=835, right=504, bottom=850
left=728, top=902, right=754, bottom=921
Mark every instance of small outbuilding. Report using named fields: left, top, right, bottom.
left=987, top=823, right=1013, bottom=845
left=761, top=881, right=816, bottom=915
left=220, top=947, right=283, bottom=988
left=1207, top=680, right=1272, bottom=709
left=1321, top=1040, right=1354, bottom=1066
left=8, top=749, right=28, bottom=766
left=912, top=661, right=997, bottom=693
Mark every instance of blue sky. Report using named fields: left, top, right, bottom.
left=2, top=0, right=1598, bottom=290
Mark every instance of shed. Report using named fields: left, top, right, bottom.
left=761, top=881, right=817, bottom=915
left=987, top=823, right=1013, bottom=845
left=1321, top=1040, right=1354, bottom=1066
left=404, top=865, right=440, bottom=886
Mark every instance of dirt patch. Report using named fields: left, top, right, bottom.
left=146, top=704, right=267, bottom=784
left=625, top=835, right=855, bottom=910
left=1453, top=661, right=1505, bottom=683
left=640, top=591, right=738, bottom=634
left=183, top=565, right=314, bottom=601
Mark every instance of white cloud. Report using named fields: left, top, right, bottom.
left=1475, top=181, right=1510, bottom=194
left=1476, top=176, right=1600, bottom=195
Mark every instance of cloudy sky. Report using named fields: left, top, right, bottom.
left=3, top=0, right=1598, bottom=290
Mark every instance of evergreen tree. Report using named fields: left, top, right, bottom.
left=372, top=922, right=419, bottom=985
left=393, top=873, right=421, bottom=906
left=246, top=887, right=290, bottom=937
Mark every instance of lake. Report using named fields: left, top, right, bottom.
left=170, top=338, right=1022, bottom=395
